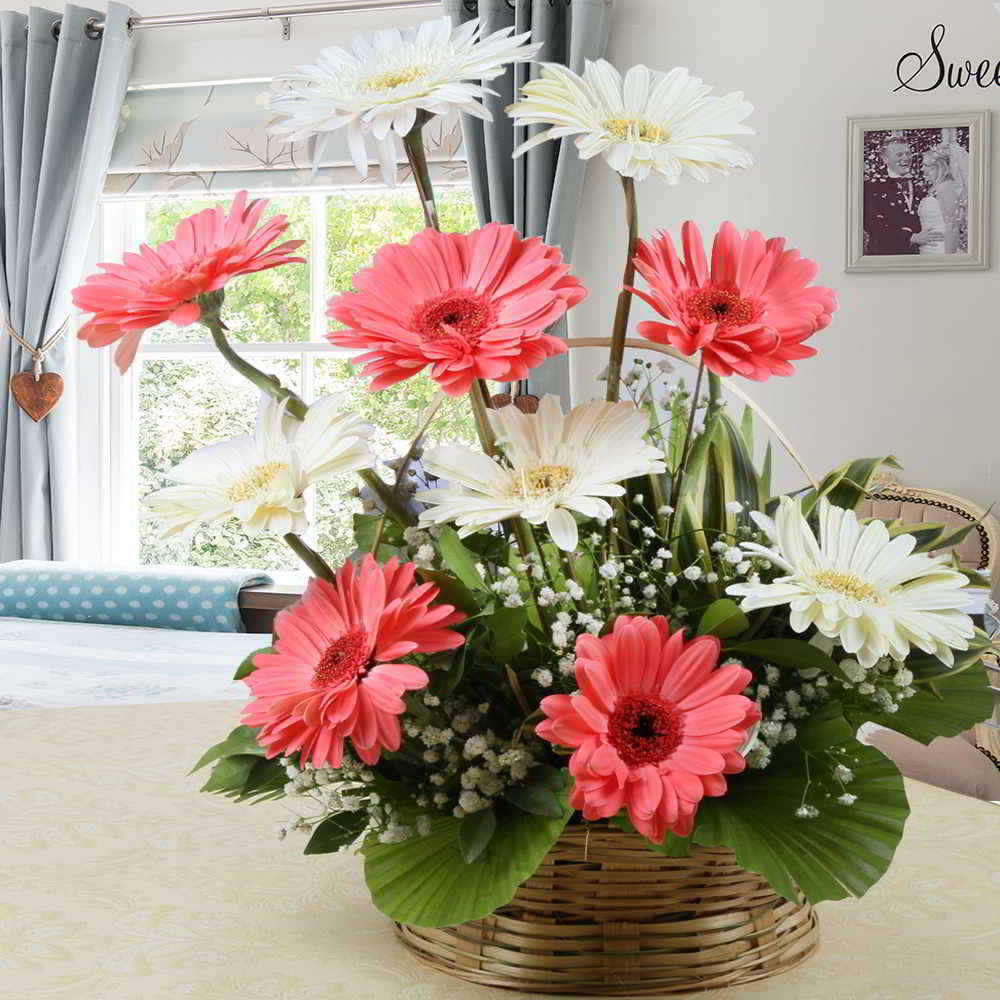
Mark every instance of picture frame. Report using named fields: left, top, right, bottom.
left=846, top=111, right=990, bottom=272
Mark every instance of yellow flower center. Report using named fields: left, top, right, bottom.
left=812, top=569, right=879, bottom=604
left=366, top=66, right=426, bottom=91
left=513, top=464, right=574, bottom=499
left=603, top=117, right=669, bottom=143
left=227, top=462, right=288, bottom=503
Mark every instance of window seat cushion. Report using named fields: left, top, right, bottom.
left=0, top=562, right=273, bottom=633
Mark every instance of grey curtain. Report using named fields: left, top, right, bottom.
left=0, top=4, right=134, bottom=560
left=442, top=0, right=612, bottom=401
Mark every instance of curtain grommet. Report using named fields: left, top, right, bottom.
left=85, top=18, right=104, bottom=40
left=50, top=19, right=61, bottom=41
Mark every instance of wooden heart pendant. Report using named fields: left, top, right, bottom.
left=10, top=371, right=64, bottom=422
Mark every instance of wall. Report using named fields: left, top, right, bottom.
left=571, top=0, right=999, bottom=521
left=7, top=0, right=998, bottom=541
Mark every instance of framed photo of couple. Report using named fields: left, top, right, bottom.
left=846, top=111, right=990, bottom=272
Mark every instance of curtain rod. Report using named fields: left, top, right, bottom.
left=48, top=1, right=440, bottom=41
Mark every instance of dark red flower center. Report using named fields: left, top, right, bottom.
left=684, top=288, right=758, bottom=329
left=607, top=694, right=684, bottom=768
left=312, top=626, right=371, bottom=688
left=414, top=290, right=497, bottom=346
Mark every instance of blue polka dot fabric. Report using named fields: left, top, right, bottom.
left=0, top=562, right=274, bottom=633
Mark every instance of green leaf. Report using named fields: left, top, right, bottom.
left=363, top=802, right=571, bottom=926
left=711, top=412, right=765, bottom=525
left=487, top=605, right=528, bottom=663
left=432, top=627, right=476, bottom=698
left=725, top=638, right=841, bottom=674
left=352, top=512, right=383, bottom=552
left=459, top=806, right=497, bottom=863
left=503, top=766, right=566, bottom=818
left=199, top=754, right=260, bottom=796
left=190, top=725, right=266, bottom=774
left=233, top=647, right=272, bottom=681
left=673, top=495, right=711, bottom=568
left=667, top=388, right=690, bottom=473
left=915, top=518, right=983, bottom=555
left=692, top=705, right=909, bottom=904
left=416, top=568, right=481, bottom=615
left=437, top=527, right=488, bottom=591
left=740, top=404, right=755, bottom=456
left=760, top=442, right=773, bottom=500
left=697, top=598, right=750, bottom=639
left=236, top=756, right=287, bottom=802
left=571, top=548, right=599, bottom=602
left=906, top=630, right=994, bottom=679
left=845, top=660, right=992, bottom=744
left=304, top=811, right=369, bottom=855
left=801, top=456, right=900, bottom=516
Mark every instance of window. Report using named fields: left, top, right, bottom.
left=95, top=186, right=479, bottom=573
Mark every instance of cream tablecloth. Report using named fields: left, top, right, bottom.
left=2, top=701, right=998, bottom=1000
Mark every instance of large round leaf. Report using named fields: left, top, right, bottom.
left=363, top=803, right=570, bottom=927
left=692, top=703, right=910, bottom=904
left=845, top=660, right=992, bottom=745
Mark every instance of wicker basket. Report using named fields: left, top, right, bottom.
left=396, top=823, right=818, bottom=995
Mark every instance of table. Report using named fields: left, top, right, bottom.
left=2, top=701, right=998, bottom=1000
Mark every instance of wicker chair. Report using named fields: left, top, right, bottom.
left=857, top=474, right=1000, bottom=799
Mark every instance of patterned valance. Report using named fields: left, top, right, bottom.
left=105, top=80, right=467, bottom=196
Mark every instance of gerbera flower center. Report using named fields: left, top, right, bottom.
left=512, top=464, right=574, bottom=500
left=313, top=626, right=371, bottom=688
left=365, top=66, right=427, bottom=91
left=812, top=569, right=880, bottom=604
left=607, top=694, right=684, bottom=768
left=226, top=461, right=288, bottom=503
left=684, top=288, right=758, bottom=328
left=603, top=117, right=668, bottom=144
left=414, top=290, right=497, bottom=345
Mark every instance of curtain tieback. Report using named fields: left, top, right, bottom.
left=3, top=317, right=70, bottom=380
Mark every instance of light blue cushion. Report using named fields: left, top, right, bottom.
left=0, top=562, right=274, bottom=633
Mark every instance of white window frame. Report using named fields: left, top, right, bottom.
left=81, top=181, right=469, bottom=568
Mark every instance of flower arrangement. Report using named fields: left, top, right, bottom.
left=75, top=15, right=995, bottom=952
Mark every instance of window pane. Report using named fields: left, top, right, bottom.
left=311, top=358, right=479, bottom=567
left=144, top=194, right=311, bottom=344
left=326, top=186, right=479, bottom=305
left=137, top=354, right=302, bottom=571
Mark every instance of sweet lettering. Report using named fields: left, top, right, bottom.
left=894, top=24, right=1000, bottom=92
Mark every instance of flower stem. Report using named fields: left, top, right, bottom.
left=204, top=316, right=308, bottom=421
left=468, top=378, right=499, bottom=458
left=605, top=175, right=639, bottom=403
left=283, top=532, right=336, bottom=582
left=511, top=517, right=538, bottom=562
left=359, top=469, right=418, bottom=528
left=402, top=117, right=440, bottom=232
left=666, top=356, right=706, bottom=541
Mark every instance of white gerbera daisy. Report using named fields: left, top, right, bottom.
left=726, top=497, right=975, bottom=668
left=145, top=394, right=373, bottom=538
left=268, top=17, right=539, bottom=185
left=507, top=60, right=753, bottom=183
left=416, top=395, right=665, bottom=551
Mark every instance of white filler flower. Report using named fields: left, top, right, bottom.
left=417, top=395, right=665, bottom=550
left=727, top=497, right=975, bottom=668
left=508, top=60, right=753, bottom=182
left=145, top=394, right=374, bottom=537
left=268, top=17, right=539, bottom=184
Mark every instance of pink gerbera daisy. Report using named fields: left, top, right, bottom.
left=536, top=616, right=760, bottom=843
left=72, top=191, right=306, bottom=372
left=630, top=221, right=837, bottom=380
left=243, top=555, right=465, bottom=768
left=327, top=223, right=586, bottom=396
